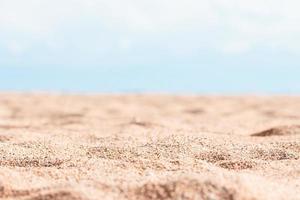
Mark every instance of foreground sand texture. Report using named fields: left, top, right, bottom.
left=0, top=94, right=299, bottom=200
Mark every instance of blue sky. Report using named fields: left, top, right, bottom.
left=1, top=0, right=300, bottom=93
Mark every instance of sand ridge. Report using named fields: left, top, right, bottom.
left=0, top=94, right=299, bottom=199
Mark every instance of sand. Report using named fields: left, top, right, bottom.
left=0, top=94, right=299, bottom=200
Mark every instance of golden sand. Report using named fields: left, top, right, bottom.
left=0, top=94, right=299, bottom=199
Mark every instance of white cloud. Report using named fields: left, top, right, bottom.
left=1, top=0, right=300, bottom=56
left=221, top=40, right=251, bottom=54
left=119, top=38, right=132, bottom=51
left=6, top=40, right=25, bottom=56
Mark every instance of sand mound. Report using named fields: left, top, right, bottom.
left=0, top=183, right=84, bottom=200
left=217, top=160, right=257, bottom=170
left=131, top=178, right=253, bottom=200
left=251, top=125, right=300, bottom=136
left=128, top=172, right=297, bottom=200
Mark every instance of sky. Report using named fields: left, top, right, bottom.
left=1, top=0, right=300, bottom=93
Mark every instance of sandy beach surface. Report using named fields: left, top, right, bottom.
left=0, top=94, right=299, bottom=200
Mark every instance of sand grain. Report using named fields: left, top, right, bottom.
left=0, top=94, right=299, bottom=199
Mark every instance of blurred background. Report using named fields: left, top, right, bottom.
left=1, top=0, right=300, bottom=94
